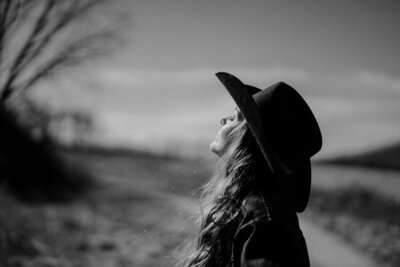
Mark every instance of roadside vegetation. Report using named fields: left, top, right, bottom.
left=307, top=186, right=400, bottom=267
left=0, top=0, right=116, bottom=203
left=0, top=146, right=399, bottom=267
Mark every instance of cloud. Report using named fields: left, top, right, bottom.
left=31, top=66, right=400, bottom=159
left=95, top=66, right=310, bottom=88
left=308, top=70, right=400, bottom=100
left=355, top=71, right=400, bottom=95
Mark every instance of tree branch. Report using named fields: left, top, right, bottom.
left=1, top=0, right=109, bottom=102
left=0, top=0, right=12, bottom=64
left=13, top=0, right=103, bottom=83
left=2, top=0, right=56, bottom=98
left=0, top=1, right=35, bottom=71
left=0, top=0, right=113, bottom=103
left=17, top=30, right=112, bottom=95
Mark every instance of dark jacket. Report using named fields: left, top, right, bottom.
left=231, top=193, right=310, bottom=267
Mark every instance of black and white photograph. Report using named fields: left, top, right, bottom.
left=0, top=1, right=399, bottom=266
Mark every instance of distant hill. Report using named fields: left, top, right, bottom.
left=322, top=142, right=400, bottom=170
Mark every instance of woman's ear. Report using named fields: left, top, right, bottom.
left=236, top=108, right=244, bottom=121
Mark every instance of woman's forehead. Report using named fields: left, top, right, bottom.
left=234, top=107, right=244, bottom=120
left=235, top=107, right=242, bottom=115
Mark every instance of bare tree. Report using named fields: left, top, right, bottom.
left=0, top=0, right=117, bottom=201
left=0, top=0, right=113, bottom=103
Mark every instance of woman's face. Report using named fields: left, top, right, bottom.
left=210, top=108, right=244, bottom=157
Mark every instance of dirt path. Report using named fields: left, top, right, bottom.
left=313, top=163, right=400, bottom=202
left=55, top=149, right=392, bottom=267
left=300, top=218, right=388, bottom=267
left=169, top=193, right=385, bottom=267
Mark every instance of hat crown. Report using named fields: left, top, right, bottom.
left=215, top=72, right=323, bottom=212
left=251, top=82, right=322, bottom=171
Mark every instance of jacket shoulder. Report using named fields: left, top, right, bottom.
left=240, top=194, right=272, bottom=223
left=231, top=194, right=310, bottom=266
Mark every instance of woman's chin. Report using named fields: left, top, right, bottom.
left=209, top=142, right=216, bottom=153
left=209, top=142, right=218, bottom=155
left=210, top=143, right=223, bottom=157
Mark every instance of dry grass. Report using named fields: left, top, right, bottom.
left=0, top=149, right=210, bottom=267
left=1, top=147, right=398, bottom=266
left=322, top=142, right=400, bottom=170
left=306, top=187, right=400, bottom=267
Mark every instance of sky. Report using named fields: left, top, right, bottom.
left=33, top=0, right=400, bottom=159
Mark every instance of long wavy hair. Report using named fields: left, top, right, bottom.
left=178, top=120, right=271, bottom=267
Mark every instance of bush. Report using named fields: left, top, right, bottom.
left=0, top=105, right=93, bottom=203
left=308, top=186, right=400, bottom=266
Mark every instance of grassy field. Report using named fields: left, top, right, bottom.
left=323, top=142, right=400, bottom=170
left=0, top=148, right=209, bottom=267
left=306, top=186, right=400, bottom=266
left=0, top=147, right=399, bottom=267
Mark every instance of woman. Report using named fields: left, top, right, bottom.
left=181, top=72, right=322, bottom=267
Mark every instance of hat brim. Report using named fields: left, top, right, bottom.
left=281, top=160, right=311, bottom=212
left=216, top=72, right=311, bottom=212
left=215, top=72, right=312, bottom=212
left=215, top=72, right=291, bottom=176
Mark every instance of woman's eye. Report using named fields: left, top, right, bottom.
left=220, top=116, right=234, bottom=125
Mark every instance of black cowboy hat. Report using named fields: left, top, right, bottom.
left=215, top=72, right=322, bottom=212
